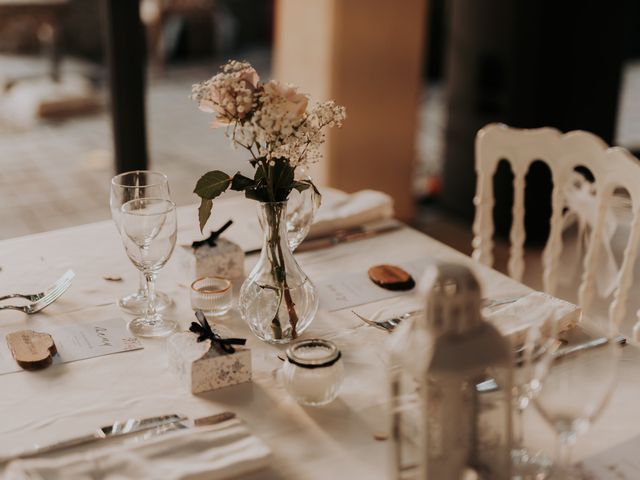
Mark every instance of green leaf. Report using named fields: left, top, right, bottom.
left=306, top=178, right=322, bottom=210
left=244, top=185, right=271, bottom=202
left=194, top=171, right=231, bottom=200
left=198, top=198, right=213, bottom=233
left=291, top=178, right=322, bottom=209
left=230, top=172, right=255, bottom=191
left=291, top=180, right=311, bottom=193
left=270, top=158, right=295, bottom=201
left=254, top=163, right=267, bottom=182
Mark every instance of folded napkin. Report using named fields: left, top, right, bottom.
left=4, top=418, right=271, bottom=480
left=308, top=188, right=394, bottom=238
left=485, top=291, right=581, bottom=342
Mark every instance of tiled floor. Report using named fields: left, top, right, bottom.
left=0, top=61, right=256, bottom=239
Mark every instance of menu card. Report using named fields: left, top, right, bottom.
left=0, top=318, right=143, bottom=375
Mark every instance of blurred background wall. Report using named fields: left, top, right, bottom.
left=0, top=0, right=639, bottom=242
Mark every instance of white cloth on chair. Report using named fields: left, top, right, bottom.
left=560, top=172, right=625, bottom=298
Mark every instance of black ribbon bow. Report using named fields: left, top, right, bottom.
left=191, top=219, right=233, bottom=249
left=190, top=311, right=246, bottom=354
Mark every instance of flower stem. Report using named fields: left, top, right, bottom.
left=277, top=237, right=298, bottom=338
left=266, top=207, right=283, bottom=339
left=265, top=202, right=299, bottom=340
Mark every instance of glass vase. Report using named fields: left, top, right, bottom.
left=239, top=201, right=319, bottom=344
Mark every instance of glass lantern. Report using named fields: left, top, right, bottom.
left=389, top=263, right=513, bottom=480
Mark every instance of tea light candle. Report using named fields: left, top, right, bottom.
left=282, top=339, right=344, bottom=406
left=190, top=276, right=233, bottom=316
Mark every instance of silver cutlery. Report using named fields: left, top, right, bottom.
left=245, top=219, right=403, bottom=255
left=295, top=219, right=403, bottom=253
left=0, top=270, right=75, bottom=314
left=0, top=270, right=75, bottom=303
left=352, top=295, right=524, bottom=332
left=476, top=335, right=626, bottom=393
left=0, top=413, right=187, bottom=463
left=351, top=309, right=422, bottom=332
left=0, top=412, right=238, bottom=464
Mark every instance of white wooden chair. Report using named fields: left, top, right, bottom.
left=472, top=123, right=640, bottom=331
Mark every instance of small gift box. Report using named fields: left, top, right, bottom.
left=167, top=313, right=251, bottom=394
left=178, top=220, right=245, bottom=283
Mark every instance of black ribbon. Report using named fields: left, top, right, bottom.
left=191, top=220, right=233, bottom=249
left=190, top=311, right=246, bottom=354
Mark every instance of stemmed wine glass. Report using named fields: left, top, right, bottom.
left=110, top=171, right=173, bottom=314
left=533, top=333, right=622, bottom=479
left=120, top=198, right=178, bottom=337
left=510, top=322, right=559, bottom=479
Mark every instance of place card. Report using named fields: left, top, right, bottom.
left=316, top=258, right=431, bottom=311
left=0, top=318, right=142, bottom=375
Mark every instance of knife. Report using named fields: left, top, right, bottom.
left=296, top=219, right=404, bottom=254
left=0, top=413, right=187, bottom=463
left=245, top=219, right=402, bottom=255
left=475, top=335, right=626, bottom=394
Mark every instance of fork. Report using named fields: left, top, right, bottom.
left=352, top=295, right=525, bottom=332
left=0, top=270, right=75, bottom=314
left=0, top=269, right=75, bottom=302
left=351, top=309, right=422, bottom=332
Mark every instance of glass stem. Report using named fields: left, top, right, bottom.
left=145, top=271, right=158, bottom=322
left=513, top=404, right=525, bottom=450
left=138, top=271, right=147, bottom=297
left=556, top=431, right=577, bottom=468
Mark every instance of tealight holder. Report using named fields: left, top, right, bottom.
left=190, top=277, right=233, bottom=316
left=282, top=339, right=344, bottom=406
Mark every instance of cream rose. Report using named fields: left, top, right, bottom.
left=195, top=63, right=261, bottom=127
left=263, top=80, right=308, bottom=122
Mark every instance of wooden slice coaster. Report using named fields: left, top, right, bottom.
left=368, top=264, right=416, bottom=291
left=6, top=330, right=57, bottom=370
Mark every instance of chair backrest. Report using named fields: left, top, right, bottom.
left=472, top=123, right=640, bottom=330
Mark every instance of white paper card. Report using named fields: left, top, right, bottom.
left=317, top=258, right=431, bottom=311
left=0, top=318, right=142, bottom=375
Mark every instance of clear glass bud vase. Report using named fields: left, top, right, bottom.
left=239, top=201, right=319, bottom=343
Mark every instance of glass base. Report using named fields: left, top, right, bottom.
left=118, top=290, right=172, bottom=315
left=127, top=316, right=177, bottom=338
left=512, top=447, right=552, bottom=480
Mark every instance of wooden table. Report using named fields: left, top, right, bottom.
left=0, top=195, right=638, bottom=478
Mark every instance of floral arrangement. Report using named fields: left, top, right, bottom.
left=191, top=60, right=346, bottom=231
left=190, top=60, right=345, bottom=343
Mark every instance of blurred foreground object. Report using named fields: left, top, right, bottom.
left=389, top=263, right=512, bottom=479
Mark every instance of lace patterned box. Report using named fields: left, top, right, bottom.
left=167, top=332, right=251, bottom=394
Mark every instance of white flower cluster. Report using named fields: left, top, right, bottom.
left=266, top=100, right=346, bottom=166
left=192, top=60, right=346, bottom=167
left=191, top=60, right=259, bottom=127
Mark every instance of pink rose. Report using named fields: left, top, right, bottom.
left=263, top=80, right=308, bottom=121
left=238, top=67, right=260, bottom=91
left=197, top=64, right=261, bottom=127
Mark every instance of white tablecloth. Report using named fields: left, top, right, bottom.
left=0, top=195, right=638, bottom=478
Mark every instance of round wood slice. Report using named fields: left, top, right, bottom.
left=6, top=330, right=57, bottom=370
left=368, top=264, right=415, bottom=291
